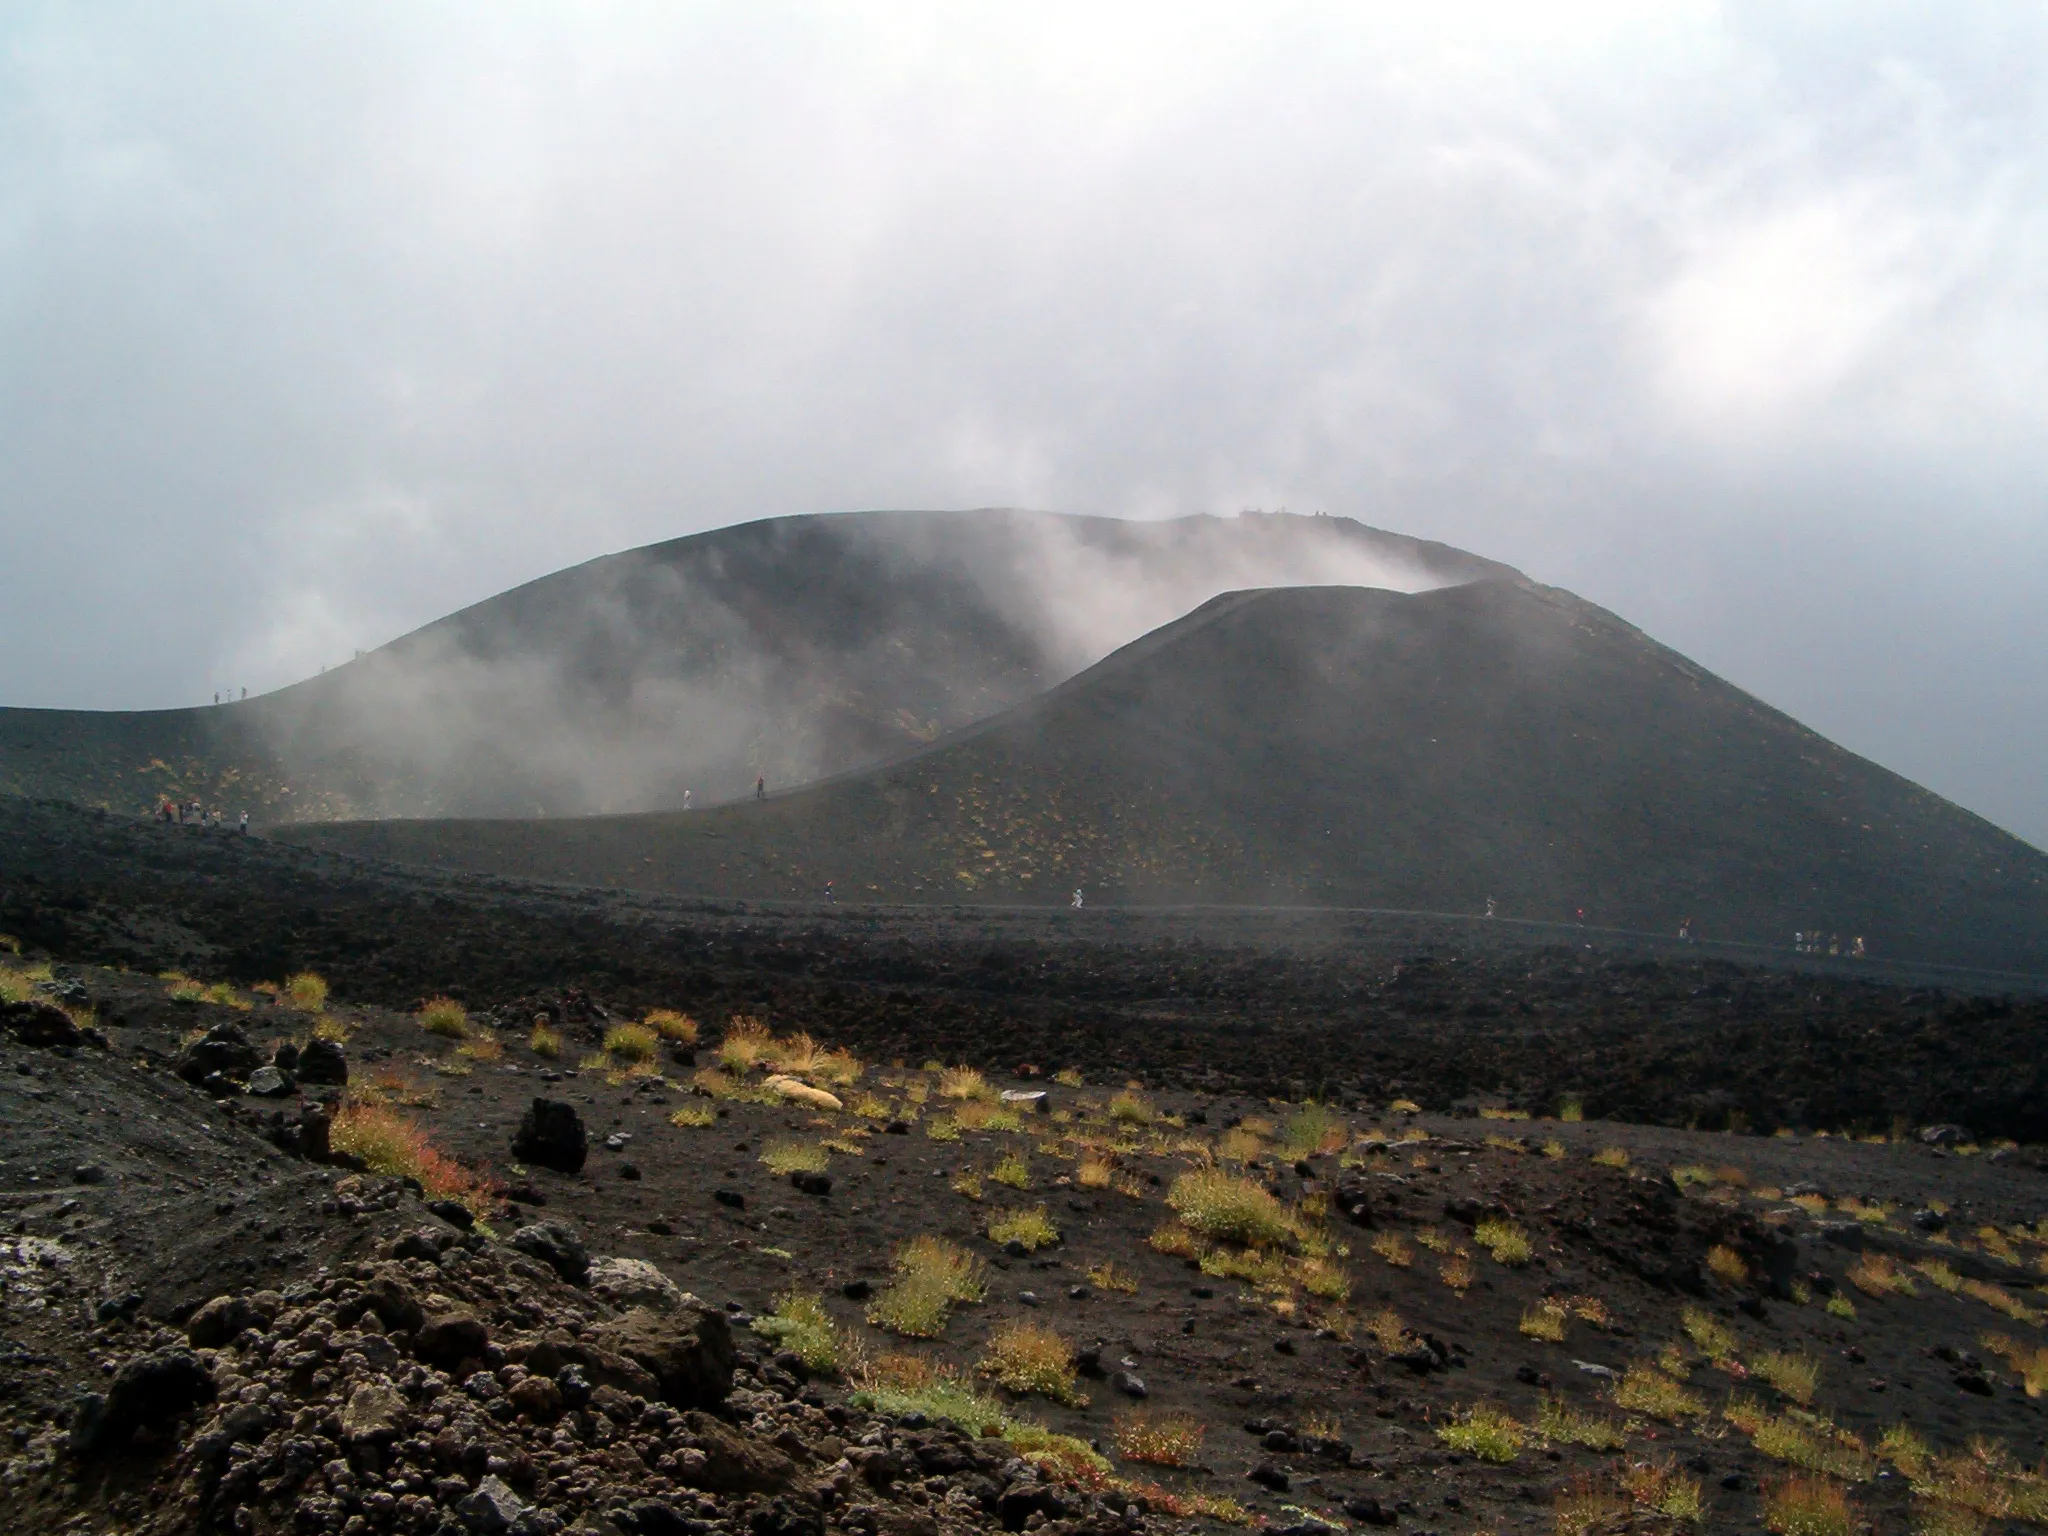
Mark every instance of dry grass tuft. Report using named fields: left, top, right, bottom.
left=938, top=1065, right=995, bottom=1100
left=1107, top=1089, right=1155, bottom=1125
left=1112, top=1409, right=1204, bottom=1466
left=283, top=972, right=329, bottom=1011
left=1554, top=1476, right=1629, bottom=1536
left=417, top=996, right=468, bottom=1038
left=605, top=1022, right=660, bottom=1063
left=978, top=1321, right=1085, bottom=1404
left=330, top=1102, right=492, bottom=1216
left=1520, top=1303, right=1568, bottom=1343
left=719, top=1016, right=776, bottom=1071
left=1982, top=1333, right=2048, bottom=1396
left=1167, top=1169, right=1295, bottom=1247
left=669, top=1104, right=715, bottom=1128
left=1076, top=1156, right=1116, bottom=1188
left=529, top=1022, right=562, bottom=1058
left=1436, top=1403, right=1524, bottom=1463
left=750, top=1291, right=849, bottom=1373
left=455, top=1030, right=503, bottom=1063
left=1613, top=1365, right=1704, bottom=1421
left=1705, top=1244, right=1749, bottom=1286
left=1371, top=1231, right=1414, bottom=1268
left=988, top=1205, right=1059, bottom=1251
left=1440, top=1253, right=1477, bottom=1293
left=643, top=1008, right=698, bottom=1043
left=1592, top=1146, right=1629, bottom=1169
left=1752, top=1351, right=1821, bottom=1405
left=1087, top=1261, right=1139, bottom=1294
left=1475, top=1216, right=1532, bottom=1266
left=761, top=1138, right=829, bottom=1175
left=1147, top=1222, right=1204, bottom=1260
left=1761, top=1476, right=1852, bottom=1536
left=1538, top=1396, right=1627, bottom=1451
left=1680, top=1304, right=1737, bottom=1361
left=989, top=1150, right=1031, bottom=1188
left=1847, top=1253, right=1917, bottom=1298
left=1622, top=1456, right=1706, bottom=1520
left=867, top=1236, right=986, bottom=1337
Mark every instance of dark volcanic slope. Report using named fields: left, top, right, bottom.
left=280, top=581, right=2048, bottom=971
left=0, top=509, right=1506, bottom=822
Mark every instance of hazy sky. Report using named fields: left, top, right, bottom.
left=4, top=3, right=2046, bottom=846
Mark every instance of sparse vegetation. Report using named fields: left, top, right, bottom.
left=1112, top=1409, right=1204, bottom=1466
left=417, top=996, right=468, bottom=1038
left=604, top=1022, right=659, bottom=1063
left=1592, top=1146, right=1629, bottom=1169
left=1520, top=1303, right=1568, bottom=1342
left=455, top=1030, right=503, bottom=1063
left=330, top=1101, right=492, bottom=1216
left=979, top=1321, right=1085, bottom=1404
left=1705, top=1243, right=1749, bottom=1286
left=1613, top=1365, right=1704, bottom=1421
left=529, top=1021, right=562, bottom=1058
left=1167, top=1169, right=1295, bottom=1246
left=1436, top=1404, right=1524, bottom=1463
left=1680, top=1303, right=1737, bottom=1361
left=668, top=1104, right=715, bottom=1128
left=1277, top=1102, right=1343, bottom=1156
left=1622, top=1456, right=1706, bottom=1520
left=283, top=971, right=329, bottom=1011
left=760, top=1138, right=829, bottom=1175
left=1538, top=1396, right=1627, bottom=1451
left=1106, top=1089, right=1155, bottom=1125
left=1474, top=1216, right=1532, bottom=1266
left=1087, top=1260, right=1138, bottom=1294
left=750, top=1291, right=848, bottom=1373
left=1440, top=1253, right=1476, bottom=1293
left=1752, top=1350, right=1821, bottom=1405
left=718, top=1016, right=775, bottom=1071
left=987, top=1205, right=1059, bottom=1252
left=1847, top=1253, right=1916, bottom=1298
left=645, top=1008, right=698, bottom=1044
left=866, top=1236, right=986, bottom=1338
left=1554, top=1476, right=1629, bottom=1536
left=989, top=1150, right=1031, bottom=1188
left=938, top=1065, right=994, bottom=1100
left=1370, top=1230, right=1414, bottom=1267
left=1761, top=1476, right=1853, bottom=1536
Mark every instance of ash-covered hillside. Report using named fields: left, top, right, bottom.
left=278, top=581, right=2048, bottom=972
left=0, top=510, right=1505, bottom=823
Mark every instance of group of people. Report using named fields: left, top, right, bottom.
left=1795, top=931, right=1865, bottom=957
left=156, top=799, right=249, bottom=834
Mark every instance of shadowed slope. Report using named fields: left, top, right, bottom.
left=276, top=581, right=2048, bottom=971
left=0, top=509, right=1504, bottom=821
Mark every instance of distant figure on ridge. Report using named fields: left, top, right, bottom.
left=1484, top=896, right=1497, bottom=918
left=1678, top=916, right=1693, bottom=941
left=1071, top=889, right=1084, bottom=910
left=682, top=788, right=692, bottom=810
left=825, top=879, right=835, bottom=904
left=755, top=775, right=765, bottom=801
left=239, top=811, right=249, bottom=835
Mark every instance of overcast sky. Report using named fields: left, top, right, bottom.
left=3, top=3, right=2046, bottom=845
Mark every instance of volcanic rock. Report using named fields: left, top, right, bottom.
left=510, top=1222, right=591, bottom=1284
left=174, top=1023, right=261, bottom=1085
left=512, top=1099, right=588, bottom=1174
left=592, top=1303, right=736, bottom=1409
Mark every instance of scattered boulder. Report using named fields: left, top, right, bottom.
left=186, top=1294, right=268, bottom=1349
left=1111, top=1371, right=1148, bottom=1399
left=511, top=1098, right=588, bottom=1174
left=426, top=1198, right=476, bottom=1230
left=296, top=1037, right=349, bottom=1085
left=1920, top=1124, right=1971, bottom=1148
left=272, top=1040, right=300, bottom=1072
left=457, top=1473, right=526, bottom=1533
left=341, top=1381, right=409, bottom=1445
left=414, top=1310, right=490, bottom=1370
left=357, top=1267, right=427, bottom=1333
left=507, top=1375, right=562, bottom=1419
left=76, top=1349, right=216, bottom=1452
left=998, top=1090, right=1047, bottom=1112
left=2, top=999, right=80, bottom=1048
left=593, top=1303, right=736, bottom=1409
left=510, top=1222, right=591, bottom=1284
left=789, top=1171, right=832, bottom=1196
left=247, top=1064, right=295, bottom=1097
left=676, top=1409, right=796, bottom=1492
left=589, top=1255, right=685, bottom=1314
left=174, top=1023, right=261, bottom=1086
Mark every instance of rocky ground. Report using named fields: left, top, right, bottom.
left=5, top=943, right=2048, bottom=1536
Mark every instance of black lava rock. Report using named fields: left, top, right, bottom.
left=511, top=1098, right=588, bottom=1175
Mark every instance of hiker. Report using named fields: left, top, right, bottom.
left=239, top=811, right=249, bottom=835
left=1678, top=916, right=1693, bottom=941
left=825, top=879, right=835, bottom=904
left=755, top=775, right=765, bottom=801
left=1852, top=936, right=1866, bottom=957
left=1485, top=896, right=1497, bottom=919
left=1071, top=889, right=1084, bottom=910
left=682, top=788, right=692, bottom=810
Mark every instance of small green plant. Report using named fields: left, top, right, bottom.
left=938, top=1064, right=994, bottom=1100
left=1520, top=1303, right=1568, bottom=1342
left=1559, top=1096, right=1585, bottom=1122
left=529, top=1021, right=562, bottom=1058
left=329, top=1101, right=493, bottom=1217
left=1824, top=1292, right=1857, bottom=1320
left=1112, top=1409, right=1204, bottom=1466
left=718, top=1016, right=775, bottom=1071
left=989, top=1150, right=1031, bottom=1188
left=645, top=1008, right=698, bottom=1044
left=1167, top=1169, right=1295, bottom=1246
left=1761, top=1476, right=1852, bottom=1536
left=418, top=996, right=468, bottom=1038
left=1622, top=1456, right=1706, bottom=1520
left=1592, top=1146, right=1630, bottom=1169
left=1277, top=1102, right=1343, bottom=1156
left=1370, top=1230, right=1414, bottom=1267
left=1436, top=1403, right=1524, bottom=1463
left=988, top=1205, right=1059, bottom=1252
left=866, top=1236, right=986, bottom=1337
left=1752, top=1350, right=1821, bottom=1406
left=455, top=1030, right=503, bottom=1062
left=283, top=972, right=329, bottom=1011
left=761, top=1138, right=830, bottom=1175
left=1474, top=1216, right=1532, bottom=1266
left=979, top=1321, right=1086, bottom=1404
left=1613, top=1364, right=1704, bottom=1421
left=604, top=1022, right=659, bottom=1063
left=1705, top=1244, right=1750, bottom=1286
left=1680, top=1303, right=1738, bottom=1361
left=1052, top=1067, right=1083, bottom=1087
left=750, top=1291, right=847, bottom=1373
left=1107, top=1089, right=1155, bottom=1125
left=1538, top=1396, right=1627, bottom=1451
left=1087, top=1260, right=1139, bottom=1294
left=669, top=1104, right=715, bottom=1128
left=1554, top=1477, right=1629, bottom=1536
